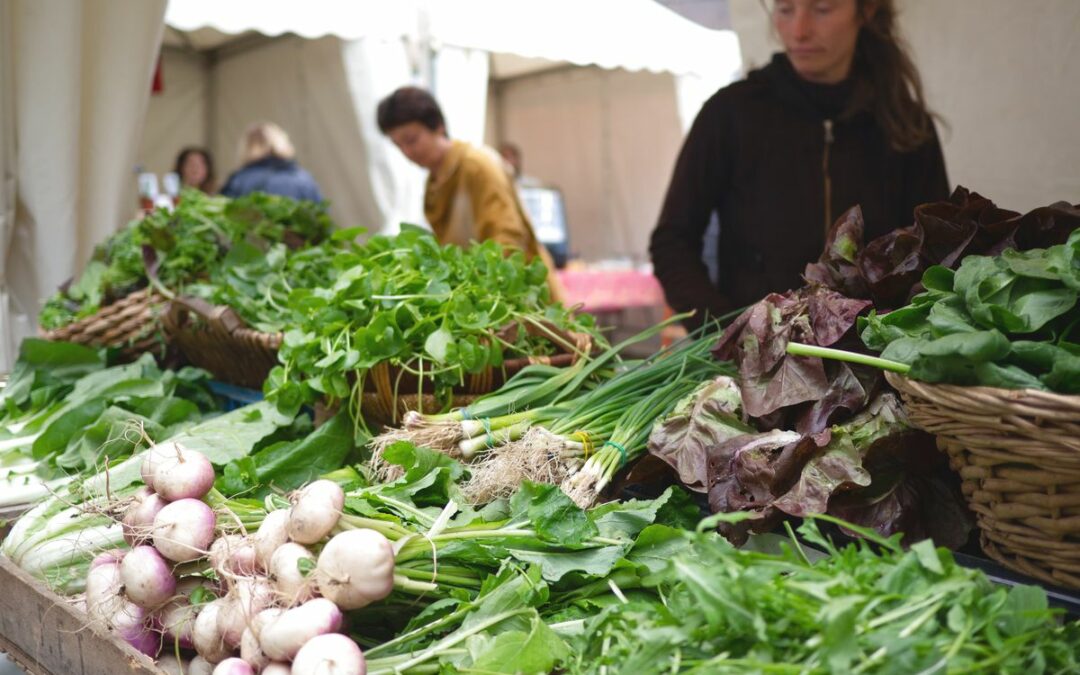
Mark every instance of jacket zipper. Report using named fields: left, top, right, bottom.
left=822, top=119, right=834, bottom=235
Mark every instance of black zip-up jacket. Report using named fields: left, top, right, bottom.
left=650, top=53, right=949, bottom=328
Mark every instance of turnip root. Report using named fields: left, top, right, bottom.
left=254, top=509, right=291, bottom=569
left=261, top=664, right=291, bottom=675
left=210, top=535, right=261, bottom=576
left=217, top=577, right=275, bottom=648
left=192, top=598, right=233, bottom=663
left=107, top=600, right=160, bottom=656
left=189, top=655, right=215, bottom=675
left=239, top=608, right=280, bottom=671
left=258, top=598, right=342, bottom=661
left=315, top=529, right=394, bottom=610
left=90, top=549, right=126, bottom=569
left=157, top=577, right=212, bottom=649
left=120, top=545, right=177, bottom=609
left=287, top=480, right=344, bottom=544
left=141, top=441, right=182, bottom=490
left=269, top=542, right=316, bottom=606
left=123, top=489, right=168, bottom=546
left=292, top=633, right=366, bottom=675
left=212, top=657, right=255, bottom=675
left=86, top=562, right=126, bottom=623
left=153, top=498, right=216, bottom=562
left=86, top=560, right=161, bottom=655
left=152, top=447, right=216, bottom=501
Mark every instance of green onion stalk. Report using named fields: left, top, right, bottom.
left=452, top=317, right=724, bottom=459
left=370, top=316, right=690, bottom=460
left=560, top=355, right=728, bottom=508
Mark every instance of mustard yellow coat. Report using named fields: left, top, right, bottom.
left=424, top=140, right=563, bottom=301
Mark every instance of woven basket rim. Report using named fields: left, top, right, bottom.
left=885, top=371, right=1080, bottom=418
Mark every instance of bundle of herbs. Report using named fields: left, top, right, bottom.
left=559, top=514, right=1080, bottom=674
left=264, top=225, right=602, bottom=439
left=39, top=190, right=334, bottom=331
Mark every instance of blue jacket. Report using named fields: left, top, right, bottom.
left=220, top=157, right=324, bottom=203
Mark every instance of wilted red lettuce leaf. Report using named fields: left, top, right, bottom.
left=844, top=187, right=1074, bottom=309
left=647, top=377, right=752, bottom=493
left=707, top=429, right=807, bottom=545
left=829, top=469, right=973, bottom=550
left=856, top=223, right=925, bottom=309
left=1012, top=201, right=1080, bottom=251
left=712, top=287, right=871, bottom=420
left=807, top=289, right=873, bottom=346
left=704, top=395, right=963, bottom=547
left=804, top=205, right=868, bottom=298
left=794, top=360, right=875, bottom=434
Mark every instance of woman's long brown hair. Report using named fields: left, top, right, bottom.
left=848, top=0, right=936, bottom=152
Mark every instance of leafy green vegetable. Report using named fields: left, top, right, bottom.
left=860, top=229, right=1080, bottom=391
left=561, top=517, right=1080, bottom=674
left=39, top=190, right=334, bottom=330
left=261, top=226, right=601, bottom=437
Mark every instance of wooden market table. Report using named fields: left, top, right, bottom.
left=0, top=553, right=164, bottom=675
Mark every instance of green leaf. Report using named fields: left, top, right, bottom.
left=424, top=327, right=454, bottom=364
left=506, top=545, right=625, bottom=582
left=468, top=614, right=569, bottom=673
left=911, top=539, right=945, bottom=575
left=217, top=410, right=355, bottom=497
left=1000, top=585, right=1049, bottom=637
left=626, top=525, right=693, bottom=573
left=510, top=482, right=597, bottom=546
left=31, top=399, right=108, bottom=461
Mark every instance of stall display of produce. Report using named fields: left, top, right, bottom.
left=3, top=189, right=1080, bottom=674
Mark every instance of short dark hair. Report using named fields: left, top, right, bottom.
left=377, top=86, right=446, bottom=135
left=174, top=146, right=215, bottom=192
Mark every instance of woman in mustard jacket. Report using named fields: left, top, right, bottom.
left=377, top=86, right=563, bottom=301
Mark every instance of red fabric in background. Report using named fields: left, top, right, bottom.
left=151, top=54, right=163, bottom=94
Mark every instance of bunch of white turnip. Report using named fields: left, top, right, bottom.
left=84, top=439, right=391, bottom=675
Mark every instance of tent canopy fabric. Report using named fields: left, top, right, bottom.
left=162, top=0, right=740, bottom=79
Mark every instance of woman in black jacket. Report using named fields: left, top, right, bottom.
left=650, top=0, right=948, bottom=327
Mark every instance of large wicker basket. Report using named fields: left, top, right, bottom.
left=43, top=288, right=167, bottom=361
left=885, top=371, right=1080, bottom=588
left=161, top=297, right=282, bottom=390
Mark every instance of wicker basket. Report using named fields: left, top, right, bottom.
left=885, top=371, right=1080, bottom=588
left=43, top=288, right=167, bottom=361
left=161, top=296, right=283, bottom=390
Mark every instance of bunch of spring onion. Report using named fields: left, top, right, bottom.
left=370, top=316, right=685, bottom=465
left=458, top=334, right=734, bottom=505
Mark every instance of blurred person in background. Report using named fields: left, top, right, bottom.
left=220, top=122, right=324, bottom=202
left=174, top=146, right=216, bottom=193
left=650, top=0, right=948, bottom=329
left=378, top=86, right=563, bottom=300
left=498, top=141, right=542, bottom=188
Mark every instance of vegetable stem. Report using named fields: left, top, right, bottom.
left=786, top=342, right=911, bottom=373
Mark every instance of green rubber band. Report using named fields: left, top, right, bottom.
left=483, top=417, right=495, bottom=448
left=603, top=440, right=628, bottom=466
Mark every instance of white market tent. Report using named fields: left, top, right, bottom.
left=0, top=0, right=741, bottom=371
left=153, top=0, right=741, bottom=253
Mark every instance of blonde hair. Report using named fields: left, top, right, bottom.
left=239, top=121, right=295, bottom=164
